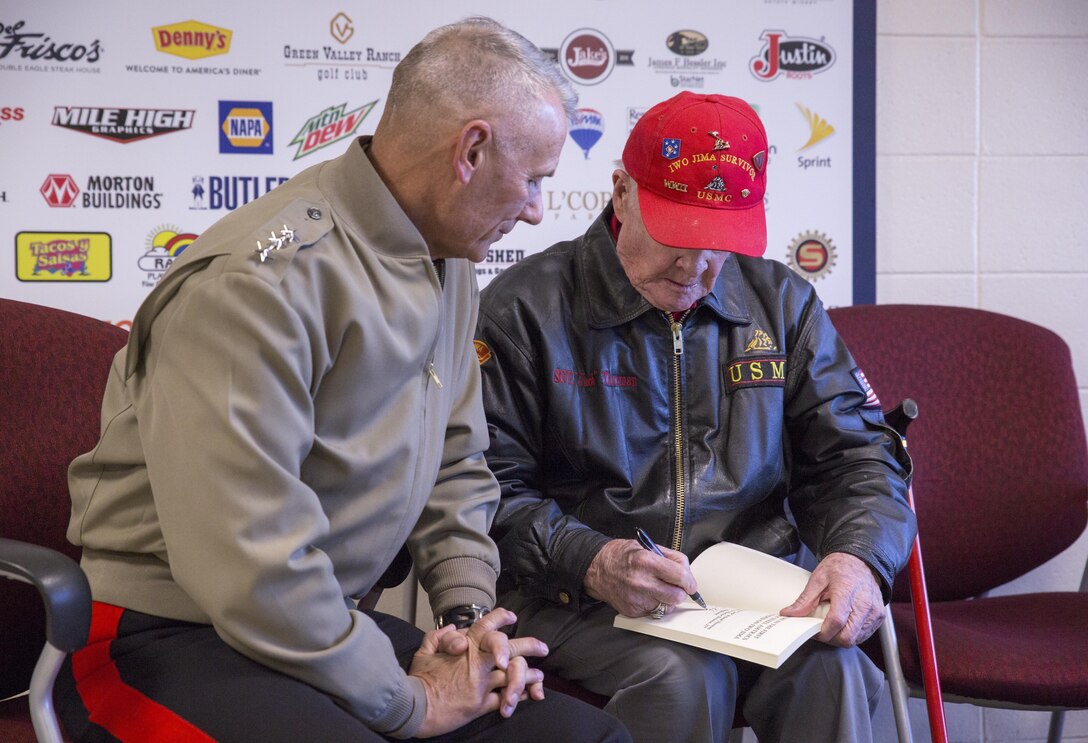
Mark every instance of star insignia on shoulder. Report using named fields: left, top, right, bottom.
left=255, top=224, right=296, bottom=263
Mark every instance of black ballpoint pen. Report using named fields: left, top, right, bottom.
left=634, top=527, right=708, bottom=610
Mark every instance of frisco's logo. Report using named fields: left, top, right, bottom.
left=152, top=20, right=232, bottom=60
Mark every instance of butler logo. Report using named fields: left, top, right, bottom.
left=545, top=29, right=634, bottom=86
left=290, top=100, right=376, bottom=160
left=750, top=31, right=836, bottom=81
left=40, top=174, right=79, bottom=207
left=53, top=107, right=194, bottom=143
left=16, top=232, right=112, bottom=281
left=153, top=20, right=232, bottom=60
left=219, top=101, right=272, bottom=154
left=787, top=230, right=836, bottom=282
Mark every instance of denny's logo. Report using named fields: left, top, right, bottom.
left=16, top=232, right=112, bottom=281
left=153, top=20, right=232, bottom=60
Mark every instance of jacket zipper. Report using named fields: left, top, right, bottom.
left=666, top=309, right=692, bottom=552
left=427, top=260, right=446, bottom=389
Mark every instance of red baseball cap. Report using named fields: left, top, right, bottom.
left=622, top=92, right=769, bottom=255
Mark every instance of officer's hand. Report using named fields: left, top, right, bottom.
left=409, top=608, right=548, bottom=737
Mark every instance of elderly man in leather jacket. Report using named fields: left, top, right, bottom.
left=474, top=92, right=917, bottom=743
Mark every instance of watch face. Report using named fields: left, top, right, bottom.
left=438, top=604, right=491, bottom=629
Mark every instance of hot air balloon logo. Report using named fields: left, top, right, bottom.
left=570, top=108, right=604, bottom=159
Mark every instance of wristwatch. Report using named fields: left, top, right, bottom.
left=436, top=604, right=491, bottom=630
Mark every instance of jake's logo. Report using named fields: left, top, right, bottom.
left=724, top=356, right=786, bottom=393
left=153, top=20, right=232, bottom=60
left=750, top=31, right=835, bottom=81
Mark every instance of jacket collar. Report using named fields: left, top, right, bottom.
left=578, top=204, right=754, bottom=329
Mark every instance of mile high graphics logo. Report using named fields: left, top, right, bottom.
left=52, top=106, right=194, bottom=143
left=290, top=101, right=376, bottom=160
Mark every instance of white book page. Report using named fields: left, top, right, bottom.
left=689, top=542, right=828, bottom=618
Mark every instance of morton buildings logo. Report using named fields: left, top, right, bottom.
left=52, top=106, right=194, bottom=143
left=152, top=20, right=232, bottom=60
left=750, top=31, right=835, bottom=81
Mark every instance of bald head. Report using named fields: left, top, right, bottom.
left=379, top=17, right=577, bottom=136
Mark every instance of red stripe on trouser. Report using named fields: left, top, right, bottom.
left=70, top=602, right=217, bottom=742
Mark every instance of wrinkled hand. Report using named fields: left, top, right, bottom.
left=584, top=538, right=697, bottom=617
left=409, top=608, right=548, bottom=738
left=780, top=552, right=884, bottom=647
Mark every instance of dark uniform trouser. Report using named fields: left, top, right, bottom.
left=502, top=594, right=886, bottom=743
left=55, top=602, right=632, bottom=743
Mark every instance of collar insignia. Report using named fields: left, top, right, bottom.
left=744, top=329, right=778, bottom=353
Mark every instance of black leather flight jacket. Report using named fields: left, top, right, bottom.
left=476, top=206, right=916, bottom=612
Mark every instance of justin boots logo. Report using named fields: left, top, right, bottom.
left=152, top=20, right=232, bottom=60
left=40, top=174, right=79, bottom=207
left=750, top=31, right=835, bottom=81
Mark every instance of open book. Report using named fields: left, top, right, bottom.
left=613, top=542, right=827, bottom=669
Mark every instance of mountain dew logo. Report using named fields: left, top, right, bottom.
left=290, top=100, right=377, bottom=160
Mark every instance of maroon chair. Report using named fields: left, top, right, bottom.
left=0, top=299, right=129, bottom=743
left=829, top=304, right=1088, bottom=743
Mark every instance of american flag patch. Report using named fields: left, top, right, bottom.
left=851, top=367, right=881, bottom=409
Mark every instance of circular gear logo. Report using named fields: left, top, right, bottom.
left=787, top=230, right=836, bottom=282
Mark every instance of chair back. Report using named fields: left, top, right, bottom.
left=828, top=304, right=1088, bottom=602
left=0, top=299, right=128, bottom=698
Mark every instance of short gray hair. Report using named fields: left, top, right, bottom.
left=387, top=17, right=578, bottom=125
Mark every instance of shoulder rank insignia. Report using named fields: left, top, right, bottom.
left=254, top=224, right=296, bottom=263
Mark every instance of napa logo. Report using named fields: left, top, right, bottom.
left=153, top=20, right=232, bottom=60
left=290, top=100, right=377, bottom=160
left=219, top=101, right=272, bottom=154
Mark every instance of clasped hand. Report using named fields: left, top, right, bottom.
left=409, top=607, right=547, bottom=738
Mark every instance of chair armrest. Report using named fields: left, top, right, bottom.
left=0, top=538, right=91, bottom=652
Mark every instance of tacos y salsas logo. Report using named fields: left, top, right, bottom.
left=15, top=232, right=112, bottom=281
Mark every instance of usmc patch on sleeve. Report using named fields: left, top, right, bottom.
left=724, top=355, right=787, bottom=393
left=474, top=339, right=492, bottom=366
